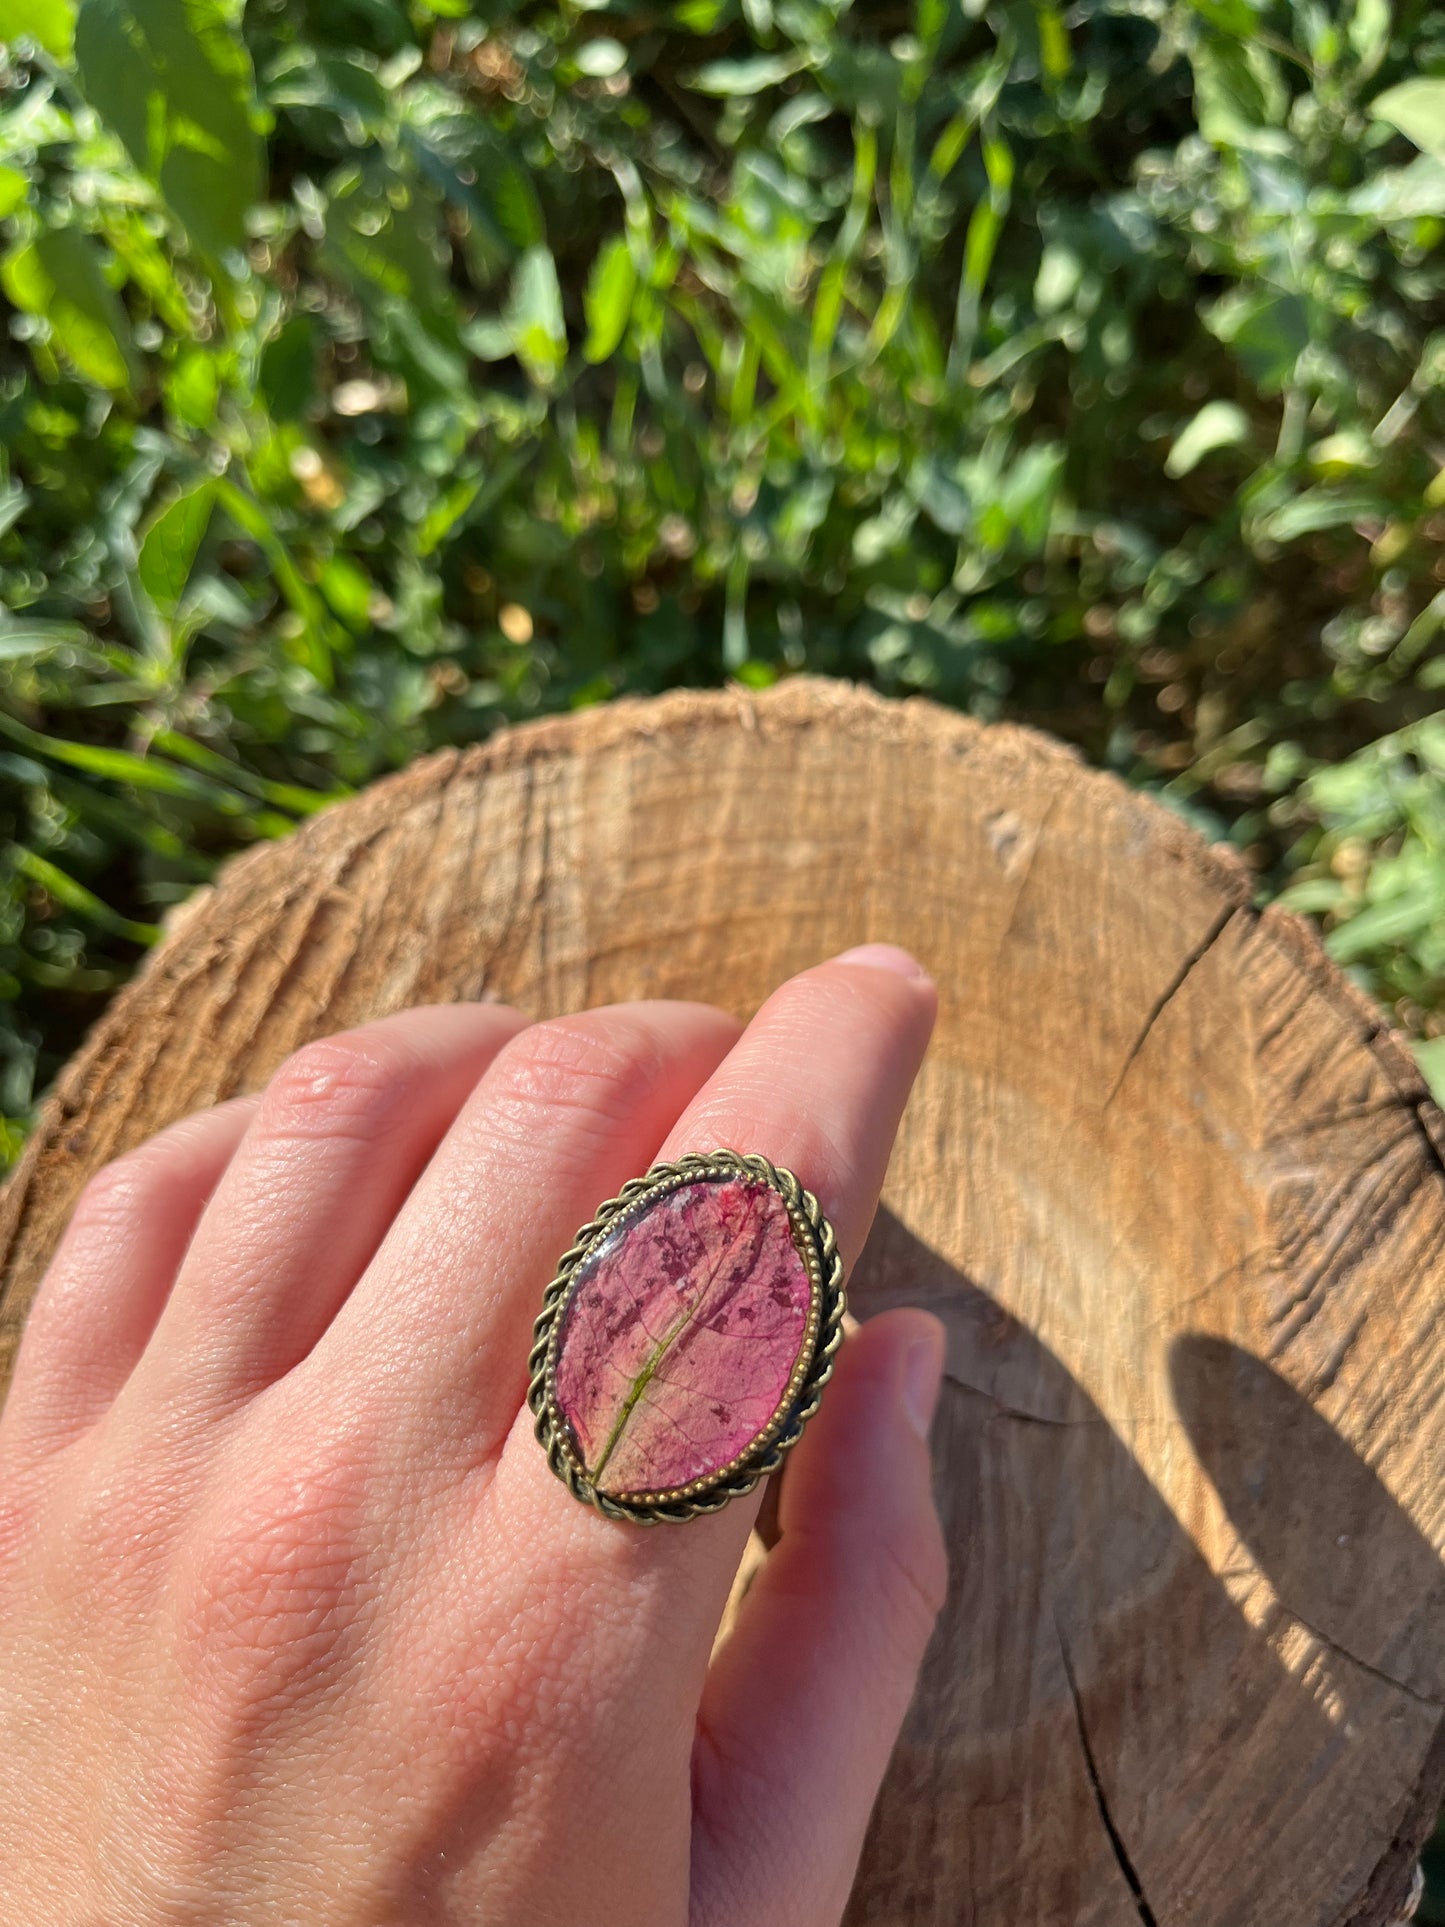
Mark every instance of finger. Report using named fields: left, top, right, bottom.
left=690, top=1309, right=948, bottom=1927
left=2, top=1096, right=260, bottom=1450
left=361, top=950, right=935, bottom=1915
left=303, top=1001, right=744, bottom=1458
left=492, top=944, right=938, bottom=1653
left=131, top=1001, right=531, bottom=1417
left=658, top=943, right=936, bottom=1265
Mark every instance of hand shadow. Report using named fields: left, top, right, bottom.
left=1169, top=1335, right=1445, bottom=1926
left=838, top=1209, right=1444, bottom=1927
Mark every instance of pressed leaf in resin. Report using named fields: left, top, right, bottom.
left=552, top=1175, right=814, bottom=1498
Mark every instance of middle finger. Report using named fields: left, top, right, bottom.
left=299, top=1002, right=742, bottom=1462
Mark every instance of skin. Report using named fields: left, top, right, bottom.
left=0, top=944, right=948, bottom=1927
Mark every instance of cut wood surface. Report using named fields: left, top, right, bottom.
left=1, top=678, right=1441, bottom=1926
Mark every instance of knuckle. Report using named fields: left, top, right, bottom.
left=55, top=1444, right=177, bottom=1609
left=487, top=1014, right=667, bottom=1134
left=179, top=1447, right=375, bottom=1711
left=67, top=1140, right=177, bottom=1233
left=872, top=1515, right=950, bottom=1658
left=0, top=1461, right=46, bottom=1580
left=259, top=1031, right=415, bottom=1146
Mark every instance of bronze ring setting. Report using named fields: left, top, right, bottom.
left=527, top=1148, right=846, bottom=1525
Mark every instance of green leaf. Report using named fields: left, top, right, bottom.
left=490, top=163, right=544, bottom=250
left=1371, top=78, right=1445, bottom=163
left=0, top=485, right=28, bottom=540
left=460, top=316, right=512, bottom=360
left=573, top=36, right=625, bottom=77
left=1260, top=489, right=1380, bottom=542
left=215, top=477, right=342, bottom=684
left=138, top=479, right=216, bottom=615
left=687, top=51, right=807, bottom=95
left=264, top=46, right=389, bottom=133
left=1186, top=0, right=1264, bottom=37
left=582, top=236, right=636, bottom=364
left=1, top=230, right=138, bottom=392
left=1347, top=155, right=1445, bottom=219
left=1036, top=3, right=1071, bottom=82
left=416, top=473, right=481, bottom=555
left=74, top=0, right=263, bottom=260
left=148, top=727, right=342, bottom=811
left=1415, top=1038, right=1445, bottom=1108
left=910, top=458, right=970, bottom=535
left=1033, top=243, right=1081, bottom=315
left=259, top=314, right=316, bottom=421
left=0, top=707, right=242, bottom=804
left=0, top=164, right=29, bottom=220
left=1166, top=400, right=1251, bottom=477
left=1192, top=38, right=1291, bottom=153
left=163, top=342, right=221, bottom=428
left=0, top=615, right=94, bottom=660
left=0, top=0, right=75, bottom=57
left=320, top=166, right=464, bottom=397
left=107, top=206, right=192, bottom=331
left=998, top=442, right=1064, bottom=550
left=1326, top=882, right=1445, bottom=963
left=316, top=554, right=372, bottom=631
left=1348, top=0, right=1391, bottom=74
left=1205, top=288, right=1308, bottom=394
left=12, top=849, right=161, bottom=944
left=505, top=244, right=567, bottom=386
left=948, top=130, right=1012, bottom=377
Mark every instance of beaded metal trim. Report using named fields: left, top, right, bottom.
left=526, top=1148, right=846, bottom=1524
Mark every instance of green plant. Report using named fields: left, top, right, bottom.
left=0, top=0, right=1443, bottom=1154
left=1280, top=711, right=1445, bottom=1045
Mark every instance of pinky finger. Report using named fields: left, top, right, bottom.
left=3, top=1096, right=259, bottom=1451
left=689, top=1309, right=949, bottom=1927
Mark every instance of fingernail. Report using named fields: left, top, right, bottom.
left=901, top=1328, right=945, bottom=1440
left=830, top=942, right=932, bottom=983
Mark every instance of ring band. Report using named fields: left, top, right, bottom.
left=527, top=1149, right=846, bottom=1524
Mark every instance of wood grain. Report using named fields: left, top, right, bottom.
left=1, top=678, right=1441, bottom=1925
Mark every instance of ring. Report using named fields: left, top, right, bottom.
left=527, top=1149, right=846, bottom=1524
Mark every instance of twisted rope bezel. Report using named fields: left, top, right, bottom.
left=526, top=1148, right=846, bottom=1524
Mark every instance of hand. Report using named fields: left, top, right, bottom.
left=0, top=946, right=947, bottom=1926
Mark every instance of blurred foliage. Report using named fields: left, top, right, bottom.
left=0, top=0, right=1444, bottom=1161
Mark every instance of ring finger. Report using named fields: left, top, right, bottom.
left=298, top=1000, right=745, bottom=1461
left=127, top=1001, right=533, bottom=1419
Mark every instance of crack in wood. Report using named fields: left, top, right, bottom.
left=1057, top=1625, right=1160, bottom=1927
left=946, top=1375, right=1104, bottom=1427
left=1104, top=902, right=1240, bottom=1109
left=985, top=1407, right=1102, bottom=1429
left=1353, top=1018, right=1445, bottom=1189
left=1140, top=1248, right=1278, bottom=1336
left=1276, top=1602, right=1444, bottom=1713
left=991, top=791, right=1060, bottom=966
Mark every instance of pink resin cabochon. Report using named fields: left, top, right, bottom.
left=551, top=1175, right=816, bottom=1499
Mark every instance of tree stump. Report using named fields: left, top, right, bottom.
left=1, top=678, right=1441, bottom=1926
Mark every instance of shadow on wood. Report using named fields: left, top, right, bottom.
left=851, top=1211, right=1443, bottom=1925
left=1, top=678, right=1440, bottom=1925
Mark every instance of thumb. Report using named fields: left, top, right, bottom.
left=690, top=1308, right=948, bottom=1927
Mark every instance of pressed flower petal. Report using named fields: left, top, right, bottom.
left=552, top=1176, right=814, bottom=1499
